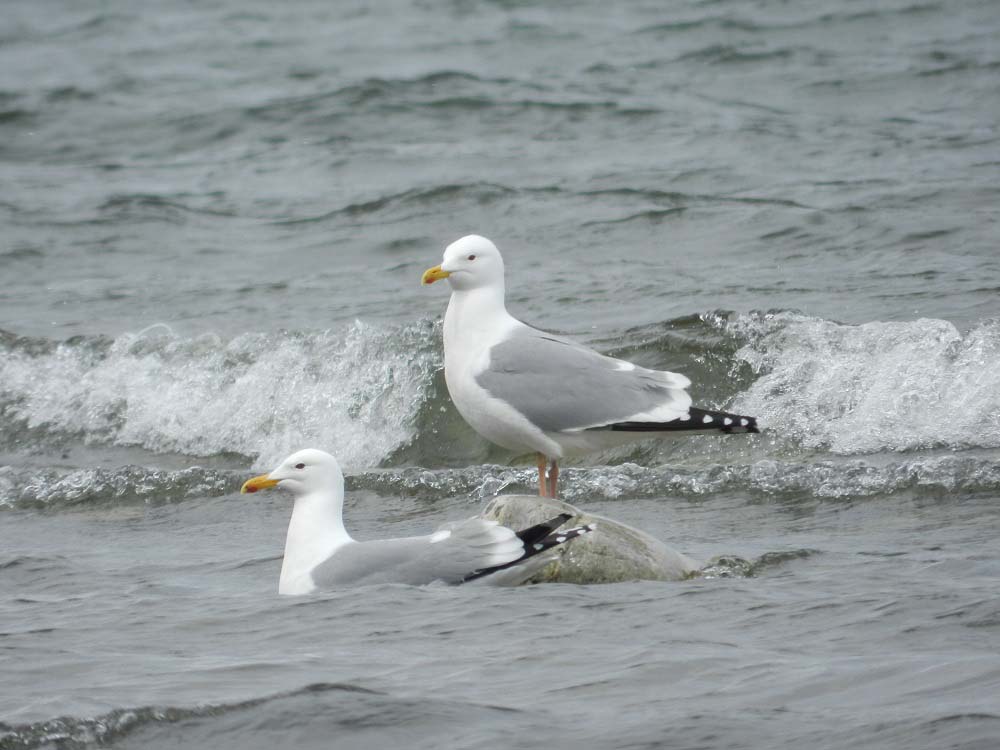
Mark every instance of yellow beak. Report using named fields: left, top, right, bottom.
left=421, top=265, right=450, bottom=285
left=241, top=474, right=280, bottom=494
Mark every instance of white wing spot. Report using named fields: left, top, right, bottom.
left=534, top=543, right=544, bottom=551
left=555, top=536, right=566, bottom=543
left=702, top=414, right=713, bottom=424
left=724, top=417, right=733, bottom=426
left=740, top=418, right=749, bottom=427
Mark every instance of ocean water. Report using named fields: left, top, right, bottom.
left=2, top=0, right=1000, bottom=747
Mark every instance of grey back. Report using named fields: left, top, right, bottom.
left=476, top=327, right=691, bottom=432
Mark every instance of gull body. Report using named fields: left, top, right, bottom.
left=241, top=449, right=593, bottom=594
left=422, top=235, right=759, bottom=497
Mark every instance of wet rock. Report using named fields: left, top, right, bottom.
left=481, top=495, right=702, bottom=584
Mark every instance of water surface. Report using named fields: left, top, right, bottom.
left=2, top=0, right=1000, bottom=747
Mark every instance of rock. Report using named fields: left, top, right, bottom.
left=481, top=495, right=702, bottom=584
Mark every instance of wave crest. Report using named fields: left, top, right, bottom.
left=727, top=312, right=1000, bottom=454
left=0, top=320, right=440, bottom=469
left=4, top=311, right=999, bottom=474
left=0, top=465, right=236, bottom=510
left=355, top=454, right=1000, bottom=503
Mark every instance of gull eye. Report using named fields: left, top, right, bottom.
left=295, top=463, right=305, bottom=470
left=467, top=254, right=476, bottom=261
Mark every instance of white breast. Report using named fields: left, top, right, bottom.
left=442, top=291, right=561, bottom=456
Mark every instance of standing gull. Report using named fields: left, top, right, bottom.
left=422, top=234, right=759, bottom=498
left=241, top=448, right=594, bottom=594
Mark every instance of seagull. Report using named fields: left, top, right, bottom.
left=421, top=234, right=759, bottom=498
left=240, top=448, right=594, bottom=594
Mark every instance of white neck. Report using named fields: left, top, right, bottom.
left=443, top=283, right=515, bottom=356
left=279, top=487, right=352, bottom=595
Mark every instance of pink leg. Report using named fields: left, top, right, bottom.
left=536, top=453, right=549, bottom=497
left=548, top=460, right=559, bottom=499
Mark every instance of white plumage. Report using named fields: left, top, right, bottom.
left=241, top=449, right=593, bottom=594
left=422, top=235, right=759, bottom=497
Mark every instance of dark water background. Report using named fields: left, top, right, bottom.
left=2, top=0, right=1000, bottom=747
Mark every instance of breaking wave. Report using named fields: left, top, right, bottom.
left=2, top=311, right=999, bottom=496
left=0, top=320, right=439, bottom=471
left=726, top=312, right=1000, bottom=454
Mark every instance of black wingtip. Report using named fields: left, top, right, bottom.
left=514, top=513, right=572, bottom=546
left=462, top=517, right=595, bottom=583
left=607, top=407, right=760, bottom=435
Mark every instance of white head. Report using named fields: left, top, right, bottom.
left=421, top=234, right=505, bottom=293
left=243, top=449, right=350, bottom=596
left=241, top=448, right=345, bottom=498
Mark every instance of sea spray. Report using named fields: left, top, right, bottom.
left=725, top=312, right=1000, bottom=454
left=0, top=320, right=440, bottom=469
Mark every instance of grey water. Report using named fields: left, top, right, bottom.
left=2, top=0, right=1000, bottom=747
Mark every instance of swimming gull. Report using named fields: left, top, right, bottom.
left=422, top=234, right=759, bottom=498
left=241, top=448, right=594, bottom=594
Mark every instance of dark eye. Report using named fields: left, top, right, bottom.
left=467, top=254, right=476, bottom=261
left=295, top=463, right=305, bottom=469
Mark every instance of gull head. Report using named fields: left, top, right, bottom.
left=422, top=234, right=505, bottom=292
left=241, top=448, right=344, bottom=497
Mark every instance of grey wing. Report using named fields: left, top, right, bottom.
left=310, top=538, right=431, bottom=587
left=310, top=518, right=525, bottom=587
left=475, top=327, right=693, bottom=432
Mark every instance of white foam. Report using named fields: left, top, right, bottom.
left=0, top=465, right=234, bottom=509
left=0, top=321, right=438, bottom=469
left=352, top=455, right=1000, bottom=503
left=729, top=313, right=1000, bottom=454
